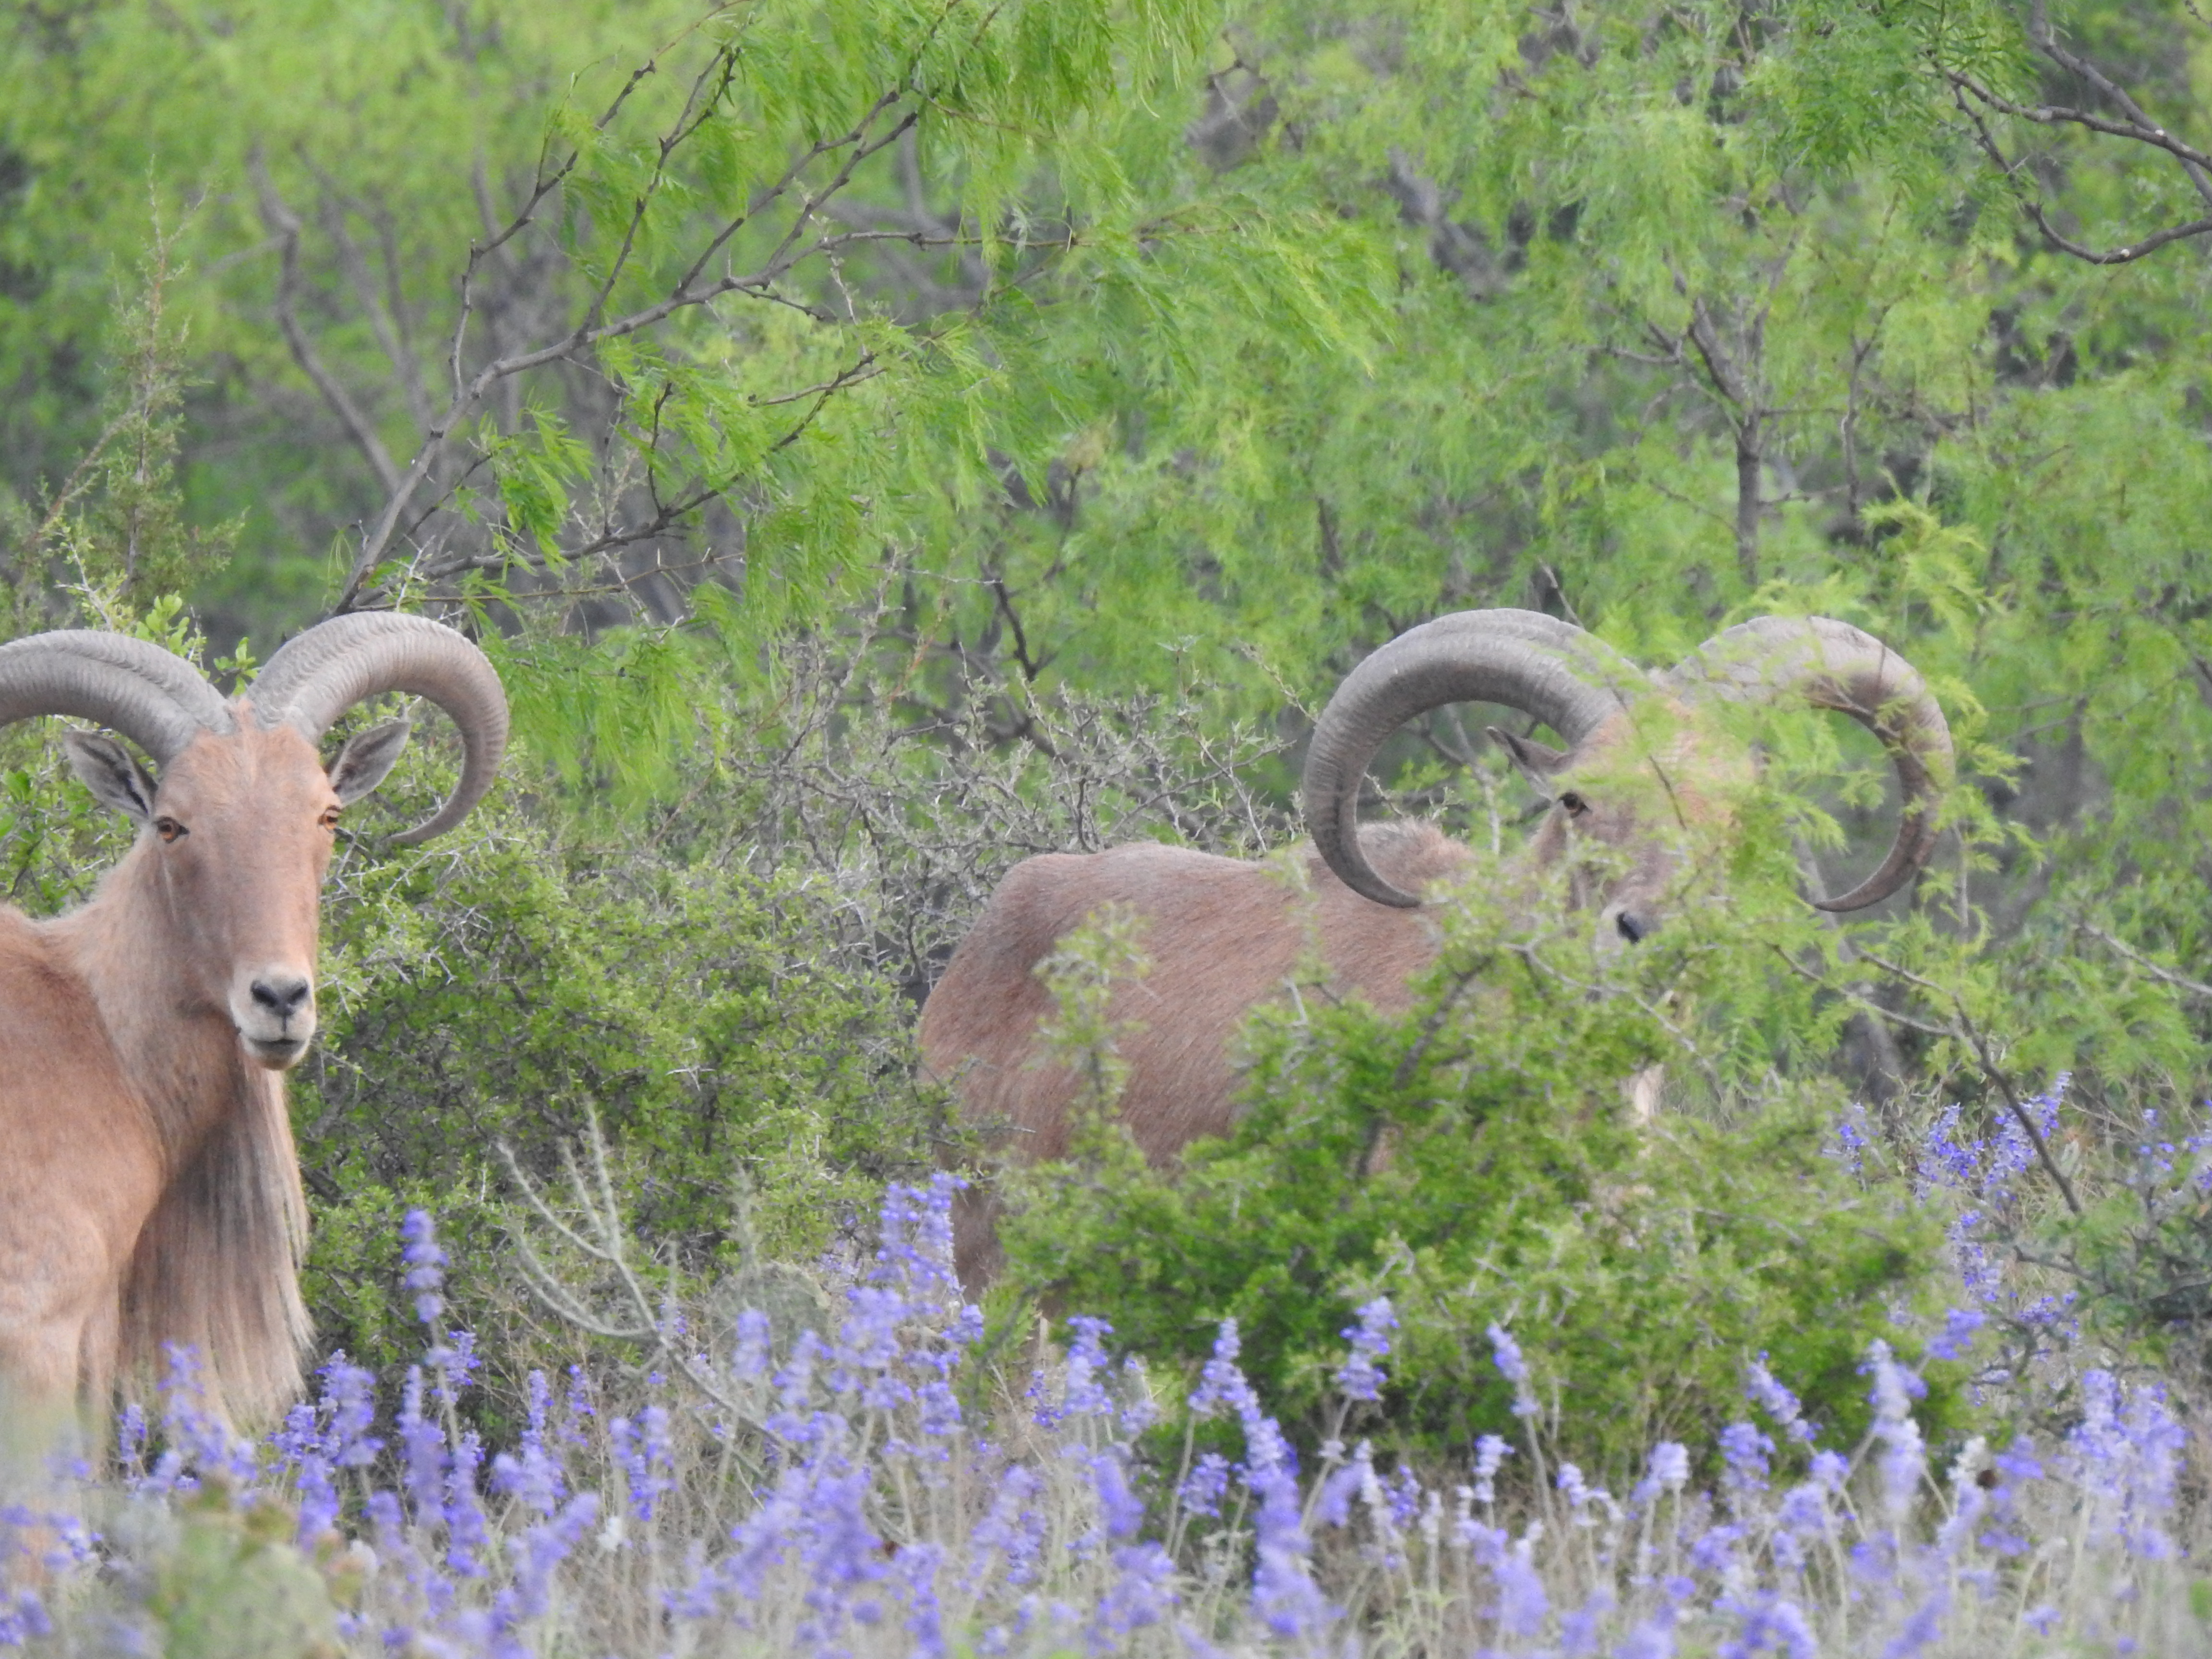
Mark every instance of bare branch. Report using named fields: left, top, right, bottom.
left=1857, top=950, right=2083, bottom=1216
left=2074, top=917, right=2212, bottom=1002
left=339, top=81, right=920, bottom=612
left=252, top=152, right=405, bottom=496
left=496, top=1122, right=772, bottom=1434
left=1945, top=44, right=2212, bottom=263
left=296, top=153, right=436, bottom=435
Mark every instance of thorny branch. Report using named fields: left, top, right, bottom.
left=327, top=0, right=979, bottom=616
left=1845, top=949, right=2084, bottom=1217
left=2073, top=916, right=2212, bottom=1003
left=498, top=1111, right=772, bottom=1434
left=1944, top=0, right=2212, bottom=264
left=339, top=100, right=920, bottom=611
left=252, top=154, right=405, bottom=496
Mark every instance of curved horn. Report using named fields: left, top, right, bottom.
left=248, top=613, right=509, bottom=844
left=0, top=630, right=233, bottom=764
left=1303, top=609, right=1650, bottom=908
left=1668, top=616, right=1953, bottom=913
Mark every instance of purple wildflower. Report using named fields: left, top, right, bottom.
left=894, top=1541, right=948, bottom=1659
left=2066, top=1369, right=2187, bottom=1559
left=1045, top=1316, right=1115, bottom=1424
left=1744, top=1353, right=1818, bottom=1444
left=1885, top=1589, right=1947, bottom=1658
left=1487, top=1322, right=1538, bottom=1418
left=1178, top=1454, right=1231, bottom=1521
left=506, top=1493, right=598, bottom=1622
left=1088, top=1543, right=1177, bottom=1654
left=1472, top=1433, right=1514, bottom=1505
left=1632, top=1442, right=1689, bottom=1510
left=1715, top=1590, right=1815, bottom=1659
left=1334, top=1297, right=1396, bottom=1403
left=490, top=1370, right=565, bottom=1519
left=1719, top=1421, right=1774, bottom=1497
left=445, top=1428, right=490, bottom=1577
left=1187, top=1321, right=1259, bottom=1420
left=1928, top=1306, right=1984, bottom=1363
left=1615, top=1608, right=1678, bottom=1659
left=732, top=1307, right=773, bottom=1381
left=611, top=1404, right=675, bottom=1524
left=1864, top=1340, right=1927, bottom=1527
left=966, top=1465, right=1046, bottom=1591
left=400, top=1207, right=448, bottom=1326
left=1490, top=1533, right=1550, bottom=1638
left=1827, top=1105, right=1871, bottom=1176
left=1082, top=1449, right=1144, bottom=1544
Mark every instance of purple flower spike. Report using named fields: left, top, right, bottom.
left=400, top=1207, right=448, bottom=1326
left=1048, top=1315, right=1116, bottom=1424
left=1719, top=1422, right=1774, bottom=1496
left=1178, top=1454, right=1231, bottom=1520
left=1486, top=1322, right=1538, bottom=1419
left=1632, top=1441, right=1690, bottom=1510
left=1928, top=1306, right=1984, bottom=1363
left=1745, top=1353, right=1818, bottom=1444
left=1333, top=1297, right=1397, bottom=1403
left=1472, top=1433, right=1514, bottom=1505
left=1716, top=1589, right=1816, bottom=1659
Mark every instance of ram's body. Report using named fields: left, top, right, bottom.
left=0, top=619, right=505, bottom=1431
left=924, top=821, right=1465, bottom=1169
left=921, top=610, right=1953, bottom=1288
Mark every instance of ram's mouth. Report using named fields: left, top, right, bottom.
left=244, top=1034, right=309, bottom=1070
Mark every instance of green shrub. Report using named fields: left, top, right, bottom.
left=294, top=781, right=945, bottom=1377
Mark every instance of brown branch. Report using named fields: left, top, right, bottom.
left=252, top=153, right=404, bottom=496
left=1856, top=950, right=2082, bottom=1216
left=339, top=93, right=918, bottom=612
left=2021, top=199, right=2212, bottom=265
left=296, top=152, right=435, bottom=435
left=1946, top=67, right=2212, bottom=191
left=2074, top=918, right=2212, bottom=1002
left=1945, top=51, right=2212, bottom=263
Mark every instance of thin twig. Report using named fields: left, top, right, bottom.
left=1856, top=951, right=2082, bottom=1216
left=252, top=153, right=404, bottom=494
left=2073, top=917, right=2212, bottom=1002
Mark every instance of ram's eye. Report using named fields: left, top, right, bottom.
left=1558, top=792, right=1589, bottom=817
left=319, top=806, right=342, bottom=830
left=154, top=817, right=187, bottom=844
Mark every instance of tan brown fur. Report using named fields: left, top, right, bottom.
left=1, top=721, right=338, bottom=1426
left=925, top=822, right=1481, bottom=1286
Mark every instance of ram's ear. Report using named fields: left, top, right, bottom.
left=62, top=730, right=157, bottom=823
left=1486, top=725, right=1569, bottom=789
left=327, top=720, right=412, bottom=805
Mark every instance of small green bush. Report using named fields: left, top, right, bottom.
left=294, top=781, right=945, bottom=1377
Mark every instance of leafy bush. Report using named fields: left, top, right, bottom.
left=295, top=779, right=943, bottom=1378
left=998, top=859, right=1965, bottom=1474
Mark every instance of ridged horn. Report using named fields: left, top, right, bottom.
left=1303, top=609, right=1649, bottom=908
left=248, top=613, right=508, bottom=844
left=0, top=630, right=233, bottom=763
left=1667, top=616, right=1953, bottom=912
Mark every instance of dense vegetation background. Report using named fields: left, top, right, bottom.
left=5, top=0, right=2212, bottom=1470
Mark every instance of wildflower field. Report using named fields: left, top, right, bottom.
left=6, top=1121, right=2208, bottom=1659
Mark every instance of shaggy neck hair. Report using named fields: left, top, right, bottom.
left=49, top=840, right=311, bottom=1426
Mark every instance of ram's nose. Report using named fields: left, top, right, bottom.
left=234, top=969, right=317, bottom=1070
left=1601, top=902, right=1659, bottom=947
left=250, top=974, right=313, bottom=1018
